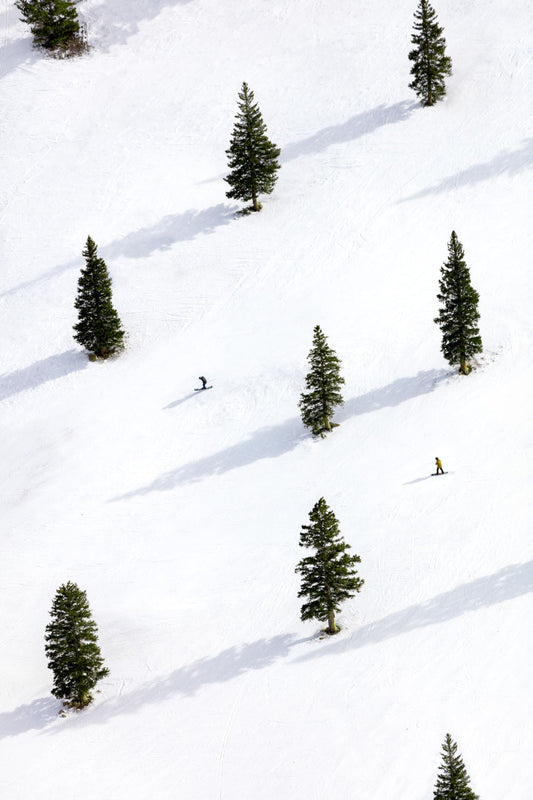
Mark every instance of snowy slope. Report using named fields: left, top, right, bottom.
left=1, top=0, right=533, bottom=797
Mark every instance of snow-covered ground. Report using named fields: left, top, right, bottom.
left=2, top=1, right=532, bottom=797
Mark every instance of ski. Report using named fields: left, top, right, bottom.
left=194, top=386, right=213, bottom=391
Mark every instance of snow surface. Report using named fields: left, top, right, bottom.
left=1, top=0, right=533, bottom=797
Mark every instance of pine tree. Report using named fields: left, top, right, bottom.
left=73, top=236, right=125, bottom=359
left=408, top=0, right=452, bottom=106
left=434, top=231, right=482, bottom=375
left=44, top=581, right=109, bottom=709
left=225, top=82, right=281, bottom=213
left=295, top=498, right=364, bottom=635
left=15, top=0, right=85, bottom=54
left=433, top=733, right=479, bottom=800
left=299, top=325, right=345, bottom=436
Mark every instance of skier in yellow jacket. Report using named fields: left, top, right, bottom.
left=435, top=457, right=444, bottom=475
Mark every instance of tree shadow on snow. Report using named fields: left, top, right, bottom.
left=0, top=37, right=40, bottom=81
left=0, top=350, right=88, bottom=402
left=335, top=368, right=448, bottom=424
left=295, top=561, right=533, bottom=664
left=0, top=696, right=60, bottom=738
left=281, top=101, right=417, bottom=163
left=0, top=205, right=235, bottom=299
left=86, top=0, right=194, bottom=51
left=113, top=416, right=308, bottom=499
left=398, top=138, right=533, bottom=203
left=200, top=101, right=418, bottom=184
left=114, top=369, right=449, bottom=501
left=46, top=634, right=306, bottom=729
left=100, top=204, right=236, bottom=261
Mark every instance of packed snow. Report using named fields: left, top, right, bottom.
left=1, top=0, right=532, bottom=797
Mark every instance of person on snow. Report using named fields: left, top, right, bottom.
left=199, top=376, right=208, bottom=390
left=435, top=457, right=444, bottom=475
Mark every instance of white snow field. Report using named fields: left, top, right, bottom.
left=1, top=0, right=532, bottom=797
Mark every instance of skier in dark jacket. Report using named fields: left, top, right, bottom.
left=199, top=376, right=208, bottom=390
left=435, top=457, right=444, bottom=475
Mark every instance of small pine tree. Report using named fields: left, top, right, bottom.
left=434, top=231, right=482, bottom=375
left=15, top=0, right=85, bottom=54
left=296, top=498, right=364, bottom=634
left=73, top=236, right=125, bottom=359
left=45, top=581, right=109, bottom=709
left=433, top=733, right=479, bottom=800
left=225, top=82, right=281, bottom=213
left=408, top=0, right=452, bottom=106
left=299, top=325, right=345, bottom=436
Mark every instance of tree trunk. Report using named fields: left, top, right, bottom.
left=324, top=415, right=331, bottom=432
left=252, top=191, right=259, bottom=212
left=74, top=690, right=90, bottom=708
left=327, top=609, right=338, bottom=634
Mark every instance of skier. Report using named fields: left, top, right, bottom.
left=435, top=457, right=444, bottom=475
left=199, top=376, right=208, bottom=390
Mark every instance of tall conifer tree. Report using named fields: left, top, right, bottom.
left=45, top=581, right=109, bottom=710
left=225, top=82, right=281, bottom=213
left=408, top=0, right=452, bottom=106
left=15, top=0, right=83, bottom=53
left=296, top=498, right=364, bottom=635
left=299, top=325, right=345, bottom=436
left=433, top=733, right=479, bottom=800
left=73, top=236, right=125, bottom=359
left=434, top=231, right=482, bottom=375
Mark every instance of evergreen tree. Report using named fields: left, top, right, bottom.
left=433, top=733, right=479, bottom=800
left=434, top=231, right=482, bottom=374
left=73, top=236, right=125, bottom=359
left=299, top=325, right=345, bottom=436
left=295, top=498, right=364, bottom=634
left=225, top=82, right=281, bottom=213
left=408, top=0, right=452, bottom=106
left=44, top=581, right=109, bottom=709
left=15, top=0, right=85, bottom=54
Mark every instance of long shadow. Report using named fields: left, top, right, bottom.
left=403, top=475, right=434, bottom=485
left=336, top=368, right=449, bottom=423
left=295, top=561, right=533, bottom=664
left=115, top=370, right=448, bottom=501
left=399, top=138, right=533, bottom=203
left=47, top=634, right=302, bottom=730
left=164, top=392, right=197, bottom=409
left=87, top=0, right=194, bottom=51
left=0, top=204, right=236, bottom=299
left=282, top=101, right=416, bottom=163
left=114, top=416, right=308, bottom=499
left=0, top=37, right=39, bottom=80
left=100, top=204, right=236, bottom=261
left=404, top=471, right=454, bottom=485
left=0, top=696, right=59, bottom=738
left=0, top=258, right=78, bottom=301
left=0, top=350, right=88, bottom=402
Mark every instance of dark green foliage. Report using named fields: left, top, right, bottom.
left=295, top=498, right=364, bottom=634
left=433, top=733, right=479, bottom=799
left=299, top=325, right=345, bottom=436
left=225, top=82, right=281, bottom=213
left=15, top=0, right=86, bottom=55
left=434, top=231, right=482, bottom=374
left=408, top=0, right=452, bottom=106
left=73, top=236, right=125, bottom=359
left=44, top=581, right=109, bottom=709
